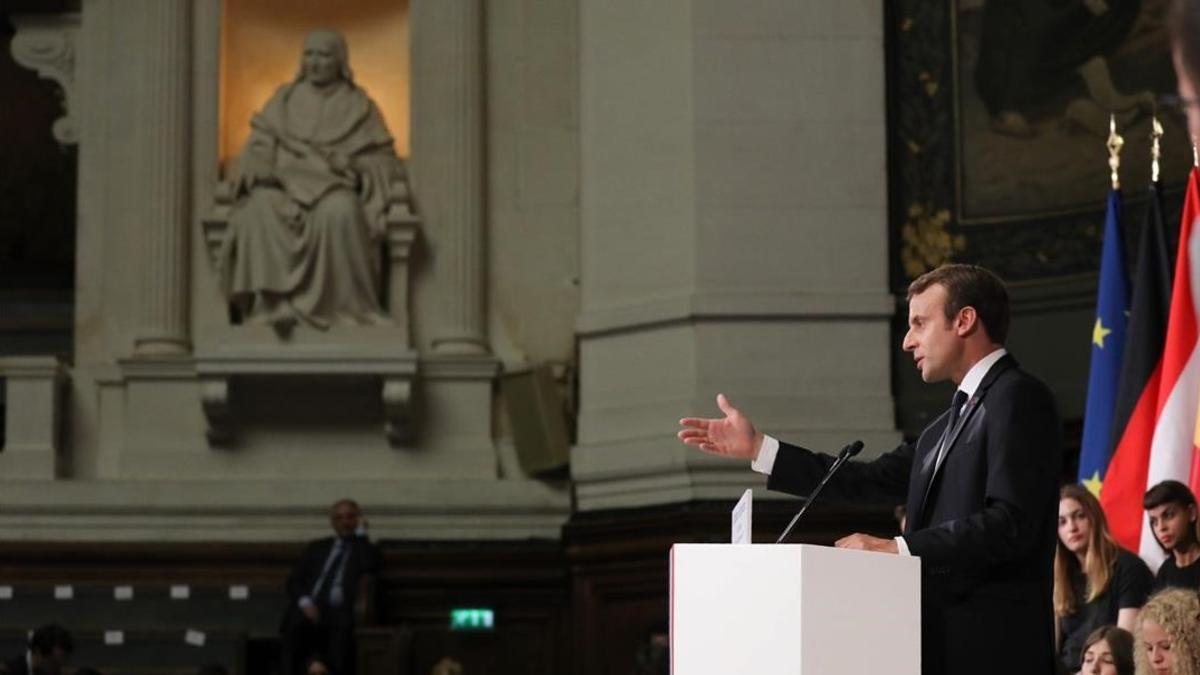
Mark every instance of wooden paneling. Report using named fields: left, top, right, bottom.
left=0, top=499, right=897, bottom=675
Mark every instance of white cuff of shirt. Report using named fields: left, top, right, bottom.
left=751, top=435, right=911, bottom=557
left=750, top=435, right=779, bottom=474
left=298, top=595, right=314, bottom=609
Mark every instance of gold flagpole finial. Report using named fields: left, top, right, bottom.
left=1193, top=136, right=1199, bottom=168
left=1107, top=114, right=1124, bottom=190
left=1151, top=115, right=1164, bottom=183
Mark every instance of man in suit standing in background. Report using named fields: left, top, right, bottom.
left=281, top=498, right=379, bottom=675
left=678, top=264, right=1062, bottom=675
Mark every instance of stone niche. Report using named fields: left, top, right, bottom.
left=0, top=0, right=571, bottom=544
left=196, top=1, right=419, bottom=447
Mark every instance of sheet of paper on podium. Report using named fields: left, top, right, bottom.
left=731, top=489, right=752, bottom=544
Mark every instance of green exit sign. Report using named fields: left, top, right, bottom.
left=450, top=608, right=495, bottom=631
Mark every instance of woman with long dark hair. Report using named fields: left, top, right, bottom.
left=1144, top=480, right=1200, bottom=590
left=1056, top=484, right=1153, bottom=672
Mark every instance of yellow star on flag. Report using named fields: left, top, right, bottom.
left=1092, top=318, right=1112, bottom=348
left=1083, top=471, right=1103, bottom=497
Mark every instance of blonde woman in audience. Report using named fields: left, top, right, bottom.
left=1080, top=625, right=1134, bottom=675
left=1134, top=588, right=1200, bottom=675
left=1056, top=484, right=1154, bottom=673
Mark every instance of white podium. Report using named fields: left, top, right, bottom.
left=670, top=544, right=920, bottom=674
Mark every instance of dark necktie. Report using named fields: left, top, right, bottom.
left=310, top=538, right=345, bottom=602
left=933, top=389, right=969, bottom=473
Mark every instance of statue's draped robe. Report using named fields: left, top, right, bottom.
left=221, top=79, right=400, bottom=328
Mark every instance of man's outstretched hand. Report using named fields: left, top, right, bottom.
left=677, top=394, right=763, bottom=461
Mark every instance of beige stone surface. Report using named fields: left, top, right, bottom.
left=4, top=0, right=575, bottom=541
left=573, top=0, right=899, bottom=510
left=8, top=0, right=901, bottom=532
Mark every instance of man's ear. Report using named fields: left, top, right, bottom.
left=955, top=306, right=979, bottom=337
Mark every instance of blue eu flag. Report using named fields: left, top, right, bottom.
left=1079, top=189, right=1130, bottom=494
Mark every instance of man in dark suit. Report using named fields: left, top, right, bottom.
left=1, top=624, right=72, bottom=675
left=281, top=498, right=380, bottom=675
left=678, top=264, right=1061, bottom=675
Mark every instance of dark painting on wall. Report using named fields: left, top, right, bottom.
left=889, top=0, right=1192, bottom=287
left=957, top=0, right=1187, bottom=219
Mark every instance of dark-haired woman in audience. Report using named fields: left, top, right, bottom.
left=1134, top=588, right=1200, bottom=675
left=1056, top=484, right=1154, bottom=672
left=1144, top=480, right=1200, bottom=590
left=1080, top=625, right=1134, bottom=675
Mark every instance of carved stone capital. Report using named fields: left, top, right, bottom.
left=10, top=14, right=80, bottom=145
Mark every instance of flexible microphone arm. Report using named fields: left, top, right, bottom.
left=775, top=440, right=864, bottom=544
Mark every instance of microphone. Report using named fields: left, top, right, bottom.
left=775, top=440, right=864, bottom=544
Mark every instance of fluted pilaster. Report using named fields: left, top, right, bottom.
left=411, top=0, right=488, bottom=354
left=133, top=0, right=191, bottom=356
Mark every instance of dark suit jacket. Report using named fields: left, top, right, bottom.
left=282, top=534, right=380, bottom=628
left=768, top=354, right=1061, bottom=675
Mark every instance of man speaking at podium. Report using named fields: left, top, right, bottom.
left=678, top=264, right=1061, bottom=675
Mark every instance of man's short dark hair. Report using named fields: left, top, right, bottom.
left=29, top=623, right=73, bottom=656
left=907, top=264, right=1010, bottom=344
left=1170, top=0, right=1200, bottom=86
left=1144, top=479, right=1198, bottom=511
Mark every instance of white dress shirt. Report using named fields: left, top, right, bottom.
left=751, top=347, right=1008, bottom=556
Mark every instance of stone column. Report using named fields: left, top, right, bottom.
left=133, top=0, right=191, bottom=357
left=411, top=0, right=488, bottom=355
left=572, top=1, right=898, bottom=511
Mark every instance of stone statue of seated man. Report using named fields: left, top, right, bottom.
left=218, top=28, right=403, bottom=331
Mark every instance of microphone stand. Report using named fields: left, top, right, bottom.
left=775, top=440, right=863, bottom=544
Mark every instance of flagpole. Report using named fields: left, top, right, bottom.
left=1107, top=114, right=1123, bottom=190
left=1079, top=116, right=1131, bottom=492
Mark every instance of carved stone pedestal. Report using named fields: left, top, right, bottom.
left=195, top=342, right=419, bottom=447
left=197, top=168, right=422, bottom=447
left=0, top=357, right=69, bottom=479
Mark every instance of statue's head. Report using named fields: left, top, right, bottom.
left=298, top=29, right=353, bottom=86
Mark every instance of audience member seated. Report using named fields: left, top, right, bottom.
left=632, top=623, right=668, bottom=675
left=1056, top=484, right=1153, bottom=672
left=430, top=657, right=463, bottom=675
left=305, top=655, right=331, bottom=675
left=1, top=624, right=72, bottom=675
left=1144, top=480, right=1200, bottom=590
left=280, top=498, right=379, bottom=675
left=1080, top=625, right=1134, bottom=675
left=1134, top=588, right=1200, bottom=675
